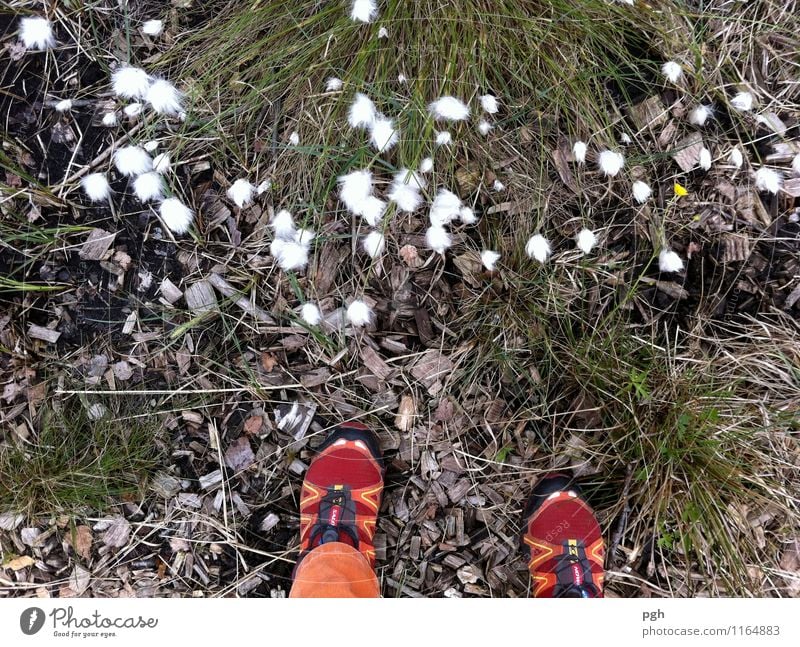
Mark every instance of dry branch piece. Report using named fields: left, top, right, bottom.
left=207, top=273, right=275, bottom=323
left=28, top=324, right=61, bottom=344
left=184, top=280, right=218, bottom=314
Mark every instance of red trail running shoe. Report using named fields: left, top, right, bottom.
left=521, top=474, right=605, bottom=597
left=297, top=422, right=384, bottom=568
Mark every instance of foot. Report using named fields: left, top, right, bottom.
left=298, top=422, right=384, bottom=567
left=521, top=473, right=605, bottom=598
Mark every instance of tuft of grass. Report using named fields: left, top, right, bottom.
left=0, top=395, right=166, bottom=517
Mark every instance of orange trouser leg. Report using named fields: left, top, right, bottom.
left=289, top=542, right=380, bottom=598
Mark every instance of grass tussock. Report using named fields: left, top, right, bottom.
left=0, top=396, right=165, bottom=517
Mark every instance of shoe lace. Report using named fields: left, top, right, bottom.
left=553, top=542, right=600, bottom=598
left=308, top=488, right=359, bottom=548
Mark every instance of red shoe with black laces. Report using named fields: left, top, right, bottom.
left=297, top=422, right=384, bottom=568
left=521, top=474, right=605, bottom=598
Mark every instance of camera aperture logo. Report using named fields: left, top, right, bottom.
left=19, top=606, right=158, bottom=639
left=20, top=607, right=46, bottom=635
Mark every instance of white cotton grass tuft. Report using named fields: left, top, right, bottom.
left=632, top=180, right=652, bottom=204
left=699, top=147, right=712, bottom=171
left=477, top=119, right=492, bottom=136
left=369, top=115, right=399, bottom=151
left=293, top=228, right=315, bottom=246
left=493, top=179, right=505, bottom=192
left=359, top=196, right=387, bottom=226
left=347, top=300, right=373, bottom=327
left=257, top=179, right=272, bottom=194
left=289, top=131, right=300, bottom=146
left=658, top=248, right=684, bottom=273
left=792, top=153, right=800, bottom=175
left=661, top=61, right=683, bottom=83
left=620, top=132, right=632, bottom=145
left=731, top=91, right=753, bottom=112
left=481, top=250, right=501, bottom=271
left=688, top=104, right=712, bottom=127
left=597, top=150, right=625, bottom=177
left=101, top=112, right=117, bottom=127
left=326, top=77, right=343, bottom=92
left=160, top=198, right=194, bottom=235
left=378, top=26, right=389, bottom=39
left=142, top=19, right=163, bottom=36
left=112, top=66, right=151, bottom=100
left=113, top=146, right=152, bottom=176
left=55, top=99, right=72, bottom=113
left=362, top=231, right=386, bottom=258
left=347, top=93, right=377, bottom=129
left=152, top=152, right=171, bottom=174
left=19, top=17, right=55, bottom=50
left=754, top=167, right=781, bottom=194
left=387, top=183, right=422, bottom=213
left=459, top=206, right=477, bottom=225
left=428, top=96, right=470, bottom=121
left=480, top=94, right=499, bottom=114
left=270, top=209, right=297, bottom=239
left=133, top=172, right=164, bottom=203
left=576, top=228, right=597, bottom=255
left=146, top=79, right=182, bottom=116
left=435, top=130, right=452, bottom=147
left=429, top=188, right=462, bottom=226
left=425, top=225, right=452, bottom=254
left=143, top=140, right=159, bottom=153
left=300, top=303, right=322, bottom=326
left=525, top=234, right=551, bottom=263
left=123, top=102, right=143, bottom=118
left=338, top=169, right=373, bottom=214
left=227, top=179, right=255, bottom=209
left=397, top=73, right=407, bottom=84
left=572, top=141, right=587, bottom=164
left=388, top=168, right=425, bottom=213
left=350, top=0, right=378, bottom=23
left=419, top=157, right=434, bottom=174
left=81, top=173, right=111, bottom=203
left=729, top=147, right=744, bottom=169
left=274, top=241, right=309, bottom=272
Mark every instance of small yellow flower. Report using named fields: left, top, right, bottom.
left=674, top=183, right=688, bottom=197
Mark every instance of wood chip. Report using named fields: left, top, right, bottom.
left=28, top=324, right=61, bottom=343
left=102, top=517, right=131, bottom=548
left=207, top=272, right=275, bottom=323
left=199, top=469, right=223, bottom=491
left=260, top=513, right=280, bottom=532
left=4, top=555, right=34, bottom=570
left=721, top=233, right=751, bottom=263
left=69, top=565, right=91, bottom=595
left=395, top=394, right=417, bottom=431
left=68, top=526, right=93, bottom=560
left=639, top=276, right=689, bottom=299
left=782, top=178, right=800, bottom=198
left=112, top=360, right=133, bottom=381
left=150, top=472, right=181, bottom=498
left=160, top=277, right=183, bottom=304
left=224, top=436, right=255, bottom=471
left=276, top=402, right=317, bottom=440
left=410, top=349, right=453, bottom=395
left=672, top=133, right=704, bottom=173
left=79, top=228, right=116, bottom=261
left=629, top=95, right=668, bottom=131
left=361, top=345, right=392, bottom=380
left=184, top=280, right=218, bottom=314
left=0, top=513, right=24, bottom=530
